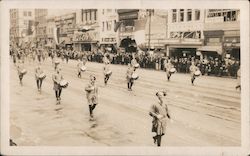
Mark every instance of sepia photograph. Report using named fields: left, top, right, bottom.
left=1, top=0, right=249, bottom=155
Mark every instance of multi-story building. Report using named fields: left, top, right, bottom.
left=144, top=9, right=168, bottom=53
left=35, top=9, right=48, bottom=47
left=99, top=9, right=118, bottom=52
left=45, top=17, right=56, bottom=48
left=73, top=9, right=99, bottom=51
left=10, top=9, right=35, bottom=45
left=117, top=9, right=168, bottom=53
left=201, top=9, right=240, bottom=60
left=55, top=12, right=76, bottom=49
left=116, top=9, right=140, bottom=52
left=165, top=9, right=205, bottom=58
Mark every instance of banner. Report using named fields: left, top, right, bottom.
left=134, top=19, right=146, bottom=45
left=53, top=27, right=59, bottom=45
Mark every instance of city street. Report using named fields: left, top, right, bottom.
left=10, top=58, right=241, bottom=146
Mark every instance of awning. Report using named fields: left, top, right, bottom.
left=197, top=46, right=223, bottom=55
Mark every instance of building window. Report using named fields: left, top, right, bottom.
left=224, top=10, right=237, bottom=22
left=107, top=21, right=112, bottom=31
left=102, top=9, right=105, bottom=14
left=172, top=9, right=177, bottom=23
left=94, top=11, right=97, bottom=21
left=85, top=12, right=87, bottom=21
left=23, top=11, right=27, bottom=16
left=28, top=11, right=31, bottom=16
left=24, top=20, right=28, bottom=26
left=89, top=11, right=92, bottom=20
left=187, top=9, right=192, bottom=21
left=114, top=20, right=116, bottom=31
left=102, top=22, right=105, bottom=31
left=179, top=9, right=184, bottom=22
left=195, top=10, right=200, bottom=20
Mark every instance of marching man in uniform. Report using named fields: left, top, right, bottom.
left=17, top=60, right=26, bottom=86
left=77, top=59, right=84, bottom=78
left=126, top=63, right=135, bottom=91
left=189, top=61, right=200, bottom=85
left=85, top=75, right=99, bottom=121
left=164, top=60, right=174, bottom=81
left=35, top=63, right=46, bottom=92
left=103, top=55, right=112, bottom=86
left=149, top=91, right=171, bottom=147
left=235, top=66, right=241, bottom=91
left=52, top=67, right=64, bottom=104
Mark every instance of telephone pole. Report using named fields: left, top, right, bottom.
left=147, top=9, right=152, bottom=53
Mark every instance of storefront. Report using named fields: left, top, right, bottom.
left=203, top=30, right=240, bottom=60
left=223, top=32, right=240, bottom=60
left=100, top=34, right=117, bottom=53
left=165, top=38, right=203, bottom=59
left=73, top=31, right=99, bottom=52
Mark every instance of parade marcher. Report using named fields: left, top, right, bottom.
left=52, top=67, right=64, bottom=104
left=82, top=52, right=88, bottom=65
left=126, top=63, right=135, bottom=91
left=164, top=60, right=174, bottom=81
left=85, top=75, right=99, bottom=120
left=189, top=61, right=200, bottom=85
left=17, top=60, right=26, bottom=86
left=37, top=49, right=42, bottom=63
left=35, top=63, right=45, bottom=92
left=77, top=59, right=84, bottom=78
left=235, top=66, right=241, bottom=90
left=53, top=56, right=60, bottom=71
left=149, top=91, right=171, bottom=147
left=103, top=56, right=112, bottom=86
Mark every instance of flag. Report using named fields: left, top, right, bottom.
left=114, top=21, right=122, bottom=32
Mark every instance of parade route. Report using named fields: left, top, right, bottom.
left=10, top=59, right=241, bottom=146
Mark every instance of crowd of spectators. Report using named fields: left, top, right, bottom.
left=11, top=46, right=240, bottom=78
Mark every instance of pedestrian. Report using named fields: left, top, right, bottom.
left=35, top=63, right=45, bottom=93
left=77, top=59, right=84, bottom=78
left=103, top=56, right=112, bottom=86
left=235, top=66, right=241, bottom=91
left=164, top=60, right=174, bottom=81
left=126, top=63, right=136, bottom=91
left=189, top=61, right=200, bottom=85
left=149, top=91, right=171, bottom=147
left=85, top=75, right=98, bottom=121
left=52, top=67, right=64, bottom=104
left=17, top=60, right=26, bottom=86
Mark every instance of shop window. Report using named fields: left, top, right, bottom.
left=187, top=9, right=192, bottom=21
left=195, top=10, right=200, bottom=20
left=179, top=9, right=184, bottom=22
left=172, top=9, right=177, bottom=23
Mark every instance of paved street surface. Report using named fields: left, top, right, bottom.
left=10, top=58, right=241, bottom=146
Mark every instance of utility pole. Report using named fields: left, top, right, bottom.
left=147, top=9, right=152, bottom=53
